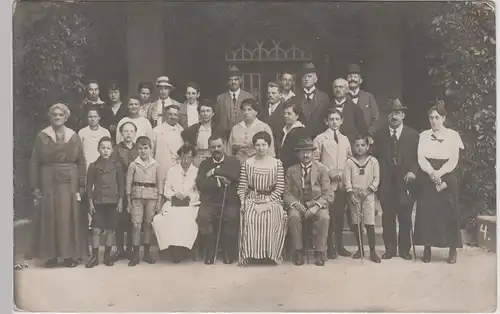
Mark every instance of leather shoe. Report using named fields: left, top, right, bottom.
left=370, top=250, right=381, bottom=263
left=143, top=252, right=156, bottom=264
left=294, top=251, right=304, bottom=266
left=382, top=252, right=395, bottom=259
left=64, top=258, right=78, bottom=268
left=223, top=258, right=234, bottom=264
left=352, top=250, right=363, bottom=259
left=327, top=249, right=338, bottom=260
left=447, top=249, right=457, bottom=264
left=113, top=250, right=128, bottom=262
left=314, top=252, right=325, bottom=266
left=337, top=247, right=352, bottom=257
left=103, top=255, right=114, bottom=266
left=44, top=258, right=58, bottom=268
left=422, top=247, right=431, bottom=263
left=399, top=252, right=413, bottom=260
left=85, top=256, right=99, bottom=268
left=128, top=255, right=140, bottom=267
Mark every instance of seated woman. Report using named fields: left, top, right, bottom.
left=237, top=131, right=287, bottom=265
left=414, top=101, right=464, bottom=264
left=228, top=98, right=275, bottom=163
left=181, top=99, right=226, bottom=167
left=157, top=144, right=200, bottom=263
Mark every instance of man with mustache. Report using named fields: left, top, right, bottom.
left=347, top=64, right=380, bottom=136
left=312, top=78, right=368, bottom=141
left=287, top=63, right=330, bottom=130
left=214, top=65, right=255, bottom=139
left=195, top=133, right=241, bottom=264
left=372, top=99, right=419, bottom=260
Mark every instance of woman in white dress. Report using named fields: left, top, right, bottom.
left=116, top=96, right=154, bottom=143
left=156, top=144, right=200, bottom=263
left=414, top=101, right=464, bottom=264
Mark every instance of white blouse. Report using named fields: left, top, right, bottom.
left=417, top=128, right=464, bottom=176
left=163, top=164, right=200, bottom=206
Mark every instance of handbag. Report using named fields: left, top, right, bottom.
left=171, top=196, right=190, bottom=207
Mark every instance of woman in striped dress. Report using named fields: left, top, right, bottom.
left=237, top=131, right=287, bottom=265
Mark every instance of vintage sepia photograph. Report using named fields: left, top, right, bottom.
left=12, top=0, right=496, bottom=312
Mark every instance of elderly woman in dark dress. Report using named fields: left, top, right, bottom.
left=414, top=101, right=464, bottom=264
left=30, top=103, right=88, bottom=267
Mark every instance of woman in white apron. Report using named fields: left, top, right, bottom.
left=153, top=143, right=200, bottom=263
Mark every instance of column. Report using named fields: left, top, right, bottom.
left=126, top=3, right=165, bottom=95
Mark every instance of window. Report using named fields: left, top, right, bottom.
left=226, top=38, right=312, bottom=62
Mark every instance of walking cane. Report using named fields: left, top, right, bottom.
left=406, top=188, right=417, bottom=262
left=213, top=183, right=228, bottom=264
left=357, top=195, right=364, bottom=264
left=237, top=193, right=246, bottom=266
left=304, top=206, right=310, bottom=264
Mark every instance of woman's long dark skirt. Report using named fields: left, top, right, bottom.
left=414, top=158, right=462, bottom=248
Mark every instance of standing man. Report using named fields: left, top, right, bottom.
left=372, top=99, right=418, bottom=260
left=347, top=64, right=380, bottom=136
left=214, top=65, right=255, bottom=138
left=284, top=138, right=334, bottom=266
left=152, top=104, right=184, bottom=193
left=280, top=70, right=296, bottom=102
left=288, top=63, right=330, bottom=131
left=196, top=133, right=241, bottom=265
left=260, top=82, right=286, bottom=153
left=313, top=78, right=368, bottom=141
left=149, top=76, right=182, bottom=128
left=138, top=81, right=154, bottom=119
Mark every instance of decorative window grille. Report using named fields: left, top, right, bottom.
left=241, top=73, right=261, bottom=105
left=226, top=39, right=312, bottom=62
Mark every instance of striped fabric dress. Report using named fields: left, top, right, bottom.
left=237, top=157, right=287, bottom=265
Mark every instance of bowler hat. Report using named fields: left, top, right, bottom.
left=156, top=76, right=174, bottom=89
left=348, top=64, right=361, bottom=75
left=294, top=138, right=316, bottom=151
left=228, top=65, right=241, bottom=77
left=300, top=63, right=317, bottom=75
left=388, top=98, right=408, bottom=112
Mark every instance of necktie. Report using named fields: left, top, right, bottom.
left=391, top=129, right=398, bottom=164
left=301, top=164, right=311, bottom=187
left=334, top=130, right=339, bottom=143
left=232, top=93, right=237, bottom=106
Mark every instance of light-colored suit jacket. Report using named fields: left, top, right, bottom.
left=313, top=129, right=352, bottom=191
left=284, top=161, right=334, bottom=210
left=214, top=90, right=255, bottom=134
left=148, top=98, right=182, bottom=127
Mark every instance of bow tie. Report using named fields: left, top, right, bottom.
left=336, top=102, right=345, bottom=108
left=430, top=134, right=444, bottom=143
left=350, top=93, right=359, bottom=99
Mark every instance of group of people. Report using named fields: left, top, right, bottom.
left=28, top=62, right=465, bottom=269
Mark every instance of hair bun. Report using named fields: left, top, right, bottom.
left=436, top=100, right=446, bottom=111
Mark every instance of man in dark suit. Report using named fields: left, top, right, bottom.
left=214, top=65, right=255, bottom=138
left=287, top=63, right=330, bottom=130
left=372, top=99, right=419, bottom=260
left=260, top=81, right=286, bottom=153
left=347, top=64, right=380, bottom=137
left=312, top=78, right=368, bottom=141
left=196, top=133, right=241, bottom=265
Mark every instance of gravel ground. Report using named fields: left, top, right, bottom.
left=14, top=245, right=496, bottom=312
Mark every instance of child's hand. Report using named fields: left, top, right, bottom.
left=116, top=202, right=123, bottom=213
left=89, top=203, right=95, bottom=215
left=155, top=201, right=162, bottom=214
left=358, top=190, right=368, bottom=201
left=126, top=204, right=132, bottom=214
left=349, top=192, right=358, bottom=204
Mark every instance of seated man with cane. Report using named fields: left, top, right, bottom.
left=195, top=133, right=241, bottom=264
left=284, top=138, right=334, bottom=266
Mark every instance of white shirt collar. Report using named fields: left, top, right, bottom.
left=199, top=123, right=211, bottom=131
left=134, top=156, right=157, bottom=168
left=230, top=89, right=241, bottom=100
left=281, top=90, right=295, bottom=101
left=283, top=121, right=304, bottom=134
left=349, top=88, right=360, bottom=95
left=268, top=101, right=281, bottom=114
left=213, top=154, right=225, bottom=164
left=335, top=98, right=347, bottom=105
left=303, top=86, right=316, bottom=95
left=42, top=126, right=75, bottom=144
left=85, top=98, right=105, bottom=105
left=389, top=124, right=404, bottom=139
left=325, top=128, right=340, bottom=137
